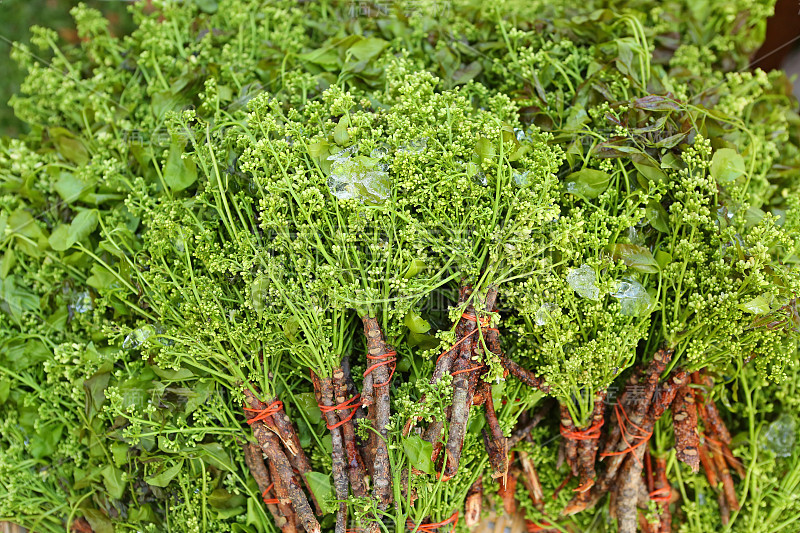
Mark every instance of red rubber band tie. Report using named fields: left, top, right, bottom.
left=364, top=350, right=397, bottom=387
left=559, top=418, right=604, bottom=441
left=526, top=519, right=555, bottom=532
left=244, top=400, right=283, bottom=425
left=407, top=511, right=459, bottom=532
left=262, top=483, right=280, bottom=505
left=560, top=415, right=604, bottom=492
left=435, top=313, right=495, bottom=367
left=319, top=394, right=362, bottom=430
left=598, top=403, right=652, bottom=468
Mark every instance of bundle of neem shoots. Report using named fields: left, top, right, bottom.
left=2, top=1, right=800, bottom=532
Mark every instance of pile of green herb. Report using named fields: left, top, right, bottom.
left=1, top=1, right=799, bottom=533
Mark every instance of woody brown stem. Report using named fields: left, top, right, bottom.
left=243, top=443, right=292, bottom=532
left=673, top=385, right=700, bottom=472
left=482, top=380, right=508, bottom=480
left=361, top=316, right=393, bottom=509
left=244, top=392, right=319, bottom=533
left=332, top=368, right=369, bottom=499
left=311, top=371, right=348, bottom=533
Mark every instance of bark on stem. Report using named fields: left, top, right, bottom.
left=361, top=316, right=393, bottom=509
left=482, top=380, right=508, bottom=481
left=242, top=443, right=290, bottom=532
left=332, top=368, right=369, bottom=499
left=311, top=371, right=348, bottom=533
left=673, top=385, right=700, bottom=472
left=244, top=392, right=319, bottom=533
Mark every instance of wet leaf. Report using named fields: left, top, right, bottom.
left=738, top=295, right=771, bottom=314
left=564, top=169, right=611, bottom=199
left=611, top=243, right=660, bottom=273
left=475, top=137, right=495, bottom=161
left=646, top=200, right=670, bottom=232
left=294, top=392, right=323, bottom=425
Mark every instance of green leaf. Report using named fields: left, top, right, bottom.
left=645, top=200, right=670, bottom=232
left=146, top=460, right=183, bottom=487
left=31, top=424, right=64, bottom=459
left=633, top=161, right=667, bottom=182
left=151, top=366, right=194, bottom=380
left=2, top=338, right=50, bottom=371
left=305, top=472, right=334, bottom=513
left=0, top=379, right=9, bottom=405
left=49, top=210, right=98, bottom=251
left=403, top=259, right=426, bottom=279
left=334, top=120, right=350, bottom=146
left=199, top=443, right=235, bottom=472
left=83, top=370, right=110, bottom=419
left=69, top=209, right=99, bottom=242
left=195, top=0, right=218, bottom=13
left=48, top=225, right=71, bottom=251
left=738, top=295, right=771, bottom=314
left=54, top=135, right=89, bottom=166
left=404, top=311, right=430, bottom=333
left=111, top=442, right=129, bottom=468
left=185, top=379, right=214, bottom=414
left=710, top=148, right=745, bottom=183
left=611, top=244, right=660, bottom=273
left=294, top=393, right=323, bottom=425
left=0, top=277, right=41, bottom=325
left=164, top=141, right=198, bottom=191
left=0, top=249, right=14, bottom=279
left=102, top=465, right=126, bottom=499
left=565, top=169, right=611, bottom=199
left=402, top=435, right=434, bottom=474
left=452, top=61, right=482, bottom=85
left=83, top=509, right=113, bottom=533
left=474, top=138, right=495, bottom=161
left=655, top=250, right=672, bottom=269
left=55, top=172, right=92, bottom=203
left=348, top=37, right=388, bottom=62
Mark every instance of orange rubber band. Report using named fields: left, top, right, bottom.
left=451, top=364, right=484, bottom=376
left=650, top=487, right=671, bottom=503
left=560, top=418, right=604, bottom=441
left=526, top=520, right=555, bottom=532
left=319, top=394, right=362, bottom=430
left=363, top=350, right=397, bottom=387
left=407, top=511, right=459, bottom=532
left=244, top=400, right=283, bottom=425
left=262, top=483, right=280, bottom=505
left=435, top=313, right=497, bottom=367
left=598, top=404, right=651, bottom=467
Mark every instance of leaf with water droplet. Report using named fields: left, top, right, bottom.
left=611, top=243, right=659, bottom=273
left=566, top=264, right=600, bottom=300
left=564, top=169, right=611, bottom=199
left=611, top=279, right=655, bottom=316
left=646, top=200, right=670, bottom=232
